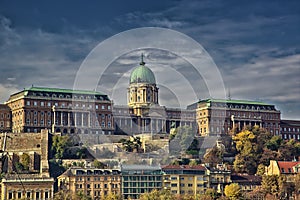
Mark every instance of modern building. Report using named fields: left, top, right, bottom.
left=280, top=120, right=300, bottom=140
left=162, top=165, right=209, bottom=196
left=5, top=87, right=113, bottom=134
left=0, top=129, right=54, bottom=200
left=194, top=99, right=281, bottom=136
left=58, top=167, right=121, bottom=200
left=121, top=164, right=163, bottom=200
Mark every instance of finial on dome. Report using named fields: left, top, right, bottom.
left=140, top=53, right=145, bottom=65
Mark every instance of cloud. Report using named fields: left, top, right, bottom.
left=0, top=0, right=299, bottom=119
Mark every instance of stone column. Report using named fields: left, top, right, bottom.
left=68, top=112, right=70, bottom=126
left=61, top=112, right=63, bottom=126
left=81, top=113, right=84, bottom=127
left=74, top=112, right=77, bottom=126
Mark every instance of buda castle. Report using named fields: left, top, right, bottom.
left=0, top=56, right=298, bottom=140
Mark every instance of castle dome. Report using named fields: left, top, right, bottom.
left=130, top=55, right=156, bottom=84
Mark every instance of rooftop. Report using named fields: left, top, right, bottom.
left=24, top=86, right=106, bottom=96
left=198, top=98, right=274, bottom=106
left=162, top=165, right=206, bottom=171
left=277, top=161, right=300, bottom=173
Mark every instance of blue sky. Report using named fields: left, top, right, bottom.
left=0, top=0, right=299, bottom=119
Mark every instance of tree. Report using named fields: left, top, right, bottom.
left=278, top=175, right=295, bottom=199
left=140, top=189, right=174, bottom=200
left=133, top=136, right=142, bottom=152
left=120, top=136, right=143, bottom=153
left=195, top=193, right=213, bottom=200
left=256, top=163, right=266, bottom=176
left=203, top=146, right=223, bottom=167
left=188, top=159, right=198, bottom=167
left=170, top=126, right=195, bottom=156
left=76, top=191, right=92, bottom=200
left=93, top=160, right=106, bottom=168
left=295, top=173, right=300, bottom=195
left=224, top=183, right=241, bottom=200
left=259, top=148, right=277, bottom=166
left=233, top=129, right=259, bottom=174
left=101, top=193, right=122, bottom=200
left=52, top=135, right=72, bottom=159
left=205, top=188, right=218, bottom=200
left=76, top=147, right=87, bottom=159
left=53, top=190, right=73, bottom=200
left=266, top=135, right=282, bottom=151
left=261, top=175, right=279, bottom=197
left=186, top=138, right=200, bottom=155
left=20, top=153, right=30, bottom=170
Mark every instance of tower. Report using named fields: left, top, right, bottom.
left=128, top=54, right=159, bottom=116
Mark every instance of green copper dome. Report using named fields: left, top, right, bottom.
left=130, top=58, right=156, bottom=84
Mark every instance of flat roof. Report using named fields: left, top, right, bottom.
left=198, top=98, right=274, bottom=106
left=25, top=86, right=106, bottom=96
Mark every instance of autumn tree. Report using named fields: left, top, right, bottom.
left=204, top=188, right=219, bottom=200
left=203, top=146, right=224, bottom=167
left=233, top=129, right=259, bottom=174
left=256, top=163, right=266, bottom=176
left=261, top=175, right=280, bottom=198
left=139, top=189, right=174, bottom=200
left=295, top=173, right=300, bottom=198
left=101, top=193, right=122, bottom=200
left=224, top=183, right=241, bottom=200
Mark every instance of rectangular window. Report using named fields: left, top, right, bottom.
left=17, top=192, right=22, bottom=198
left=101, top=105, right=105, bottom=109
left=8, top=191, right=13, bottom=199
left=26, top=192, right=31, bottom=198
left=96, top=105, right=98, bottom=109
left=45, top=191, right=49, bottom=199
left=47, top=102, right=51, bottom=107
left=41, top=102, right=44, bottom=106
left=36, top=192, right=40, bottom=199
left=34, top=101, right=37, bottom=106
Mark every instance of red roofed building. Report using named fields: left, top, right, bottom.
left=266, top=160, right=300, bottom=182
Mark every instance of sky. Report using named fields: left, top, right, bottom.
left=0, top=0, right=299, bottom=119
